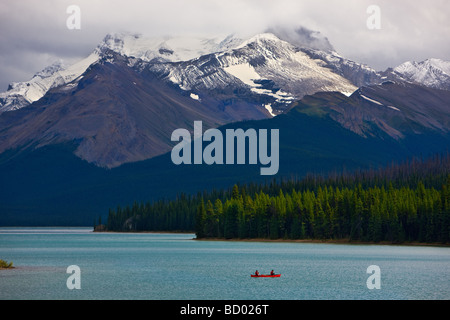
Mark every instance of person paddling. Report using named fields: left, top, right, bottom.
left=270, top=270, right=274, bottom=275
left=255, top=270, right=259, bottom=276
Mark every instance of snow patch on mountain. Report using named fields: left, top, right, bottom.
left=264, top=104, right=276, bottom=117
left=388, top=105, right=400, bottom=111
left=190, top=93, right=200, bottom=100
left=224, top=63, right=261, bottom=86
left=360, top=94, right=383, bottom=106
left=221, top=62, right=293, bottom=103
left=358, top=91, right=401, bottom=112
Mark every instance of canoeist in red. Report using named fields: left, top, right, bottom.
left=270, top=270, right=274, bottom=275
left=255, top=270, right=259, bottom=276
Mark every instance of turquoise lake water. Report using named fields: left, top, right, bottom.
left=0, top=227, right=449, bottom=300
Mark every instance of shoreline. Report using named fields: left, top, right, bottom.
left=94, top=229, right=194, bottom=235
left=94, top=229, right=449, bottom=247
left=195, top=237, right=450, bottom=247
left=7, top=227, right=446, bottom=247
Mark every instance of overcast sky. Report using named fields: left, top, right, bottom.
left=0, top=0, right=449, bottom=91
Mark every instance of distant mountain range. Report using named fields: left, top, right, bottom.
left=0, top=26, right=449, bottom=225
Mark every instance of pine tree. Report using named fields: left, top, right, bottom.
left=196, top=198, right=206, bottom=239
left=224, top=201, right=239, bottom=239
left=232, top=184, right=239, bottom=200
left=214, top=199, right=224, bottom=237
left=204, top=200, right=216, bottom=237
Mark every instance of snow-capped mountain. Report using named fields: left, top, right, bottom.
left=0, top=28, right=449, bottom=170
left=0, top=32, right=243, bottom=113
left=388, top=58, right=450, bottom=91
left=2, top=29, right=450, bottom=116
left=0, top=52, right=100, bottom=112
left=99, top=32, right=244, bottom=63
left=150, top=33, right=358, bottom=115
left=0, top=29, right=361, bottom=168
left=0, top=29, right=374, bottom=114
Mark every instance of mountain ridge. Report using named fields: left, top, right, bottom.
left=0, top=29, right=449, bottom=169
left=0, top=29, right=366, bottom=168
left=2, top=29, right=449, bottom=115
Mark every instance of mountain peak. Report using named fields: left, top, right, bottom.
left=234, top=33, right=284, bottom=50
left=97, top=32, right=156, bottom=61
left=97, top=31, right=243, bottom=63
left=393, top=58, right=450, bottom=90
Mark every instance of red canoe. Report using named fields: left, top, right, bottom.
left=251, top=274, right=281, bottom=278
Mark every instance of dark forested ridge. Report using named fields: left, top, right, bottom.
left=103, top=154, right=450, bottom=244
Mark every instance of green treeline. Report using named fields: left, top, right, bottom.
left=195, top=180, right=449, bottom=243
left=105, top=154, right=450, bottom=244
left=106, top=193, right=198, bottom=232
